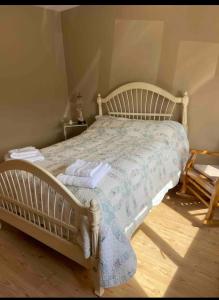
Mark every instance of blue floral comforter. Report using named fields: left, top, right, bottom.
left=37, top=116, right=189, bottom=288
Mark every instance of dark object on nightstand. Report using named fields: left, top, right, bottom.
left=77, top=120, right=87, bottom=125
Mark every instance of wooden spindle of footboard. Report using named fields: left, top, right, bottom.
left=140, top=89, right=143, bottom=120
left=60, top=200, right=65, bottom=238
left=108, top=100, right=114, bottom=116
left=20, top=171, right=31, bottom=221
left=15, top=170, right=28, bottom=219
left=53, top=191, right=58, bottom=235
left=149, top=92, right=154, bottom=120
left=67, top=207, right=73, bottom=240
left=159, top=96, right=165, bottom=120
left=40, top=180, right=46, bottom=228
left=116, top=95, right=122, bottom=117
left=145, top=89, right=149, bottom=119
left=169, top=102, right=176, bottom=120
left=126, top=91, right=130, bottom=118
left=33, top=176, right=41, bottom=225
left=47, top=184, right=52, bottom=232
left=0, top=176, right=6, bottom=209
left=5, top=172, right=14, bottom=211
left=165, top=99, right=171, bottom=119
left=121, top=93, right=126, bottom=117
left=136, top=90, right=139, bottom=119
left=131, top=90, right=134, bottom=119
left=1, top=173, right=12, bottom=211
left=10, top=171, right=21, bottom=216
left=27, top=173, right=36, bottom=224
left=154, top=93, right=159, bottom=120
left=112, top=96, right=118, bottom=117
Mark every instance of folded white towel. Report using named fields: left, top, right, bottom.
left=8, top=146, right=36, bottom=154
left=10, top=149, right=41, bottom=159
left=57, top=163, right=111, bottom=188
left=65, top=159, right=104, bottom=177
left=4, top=153, right=45, bottom=163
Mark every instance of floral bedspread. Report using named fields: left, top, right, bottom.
left=37, top=116, right=189, bottom=288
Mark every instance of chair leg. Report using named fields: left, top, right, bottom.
left=204, top=194, right=218, bottom=224
left=0, top=220, right=2, bottom=230
left=176, top=173, right=190, bottom=197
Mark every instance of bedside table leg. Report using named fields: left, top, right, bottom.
left=64, top=128, right=67, bottom=140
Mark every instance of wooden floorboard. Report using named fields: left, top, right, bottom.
left=0, top=186, right=218, bottom=297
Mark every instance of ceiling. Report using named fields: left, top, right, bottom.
left=34, top=5, right=79, bottom=12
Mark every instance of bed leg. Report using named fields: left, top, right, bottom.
left=89, top=200, right=104, bottom=296
left=94, top=287, right=104, bottom=297
left=90, top=257, right=104, bottom=297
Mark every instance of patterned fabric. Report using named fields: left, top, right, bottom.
left=36, top=116, right=189, bottom=288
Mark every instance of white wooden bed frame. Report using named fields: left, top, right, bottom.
left=0, top=82, right=189, bottom=296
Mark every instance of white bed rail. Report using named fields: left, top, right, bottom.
left=97, top=82, right=189, bottom=132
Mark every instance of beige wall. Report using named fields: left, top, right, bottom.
left=0, top=5, right=68, bottom=160
left=1, top=5, right=218, bottom=164
left=61, top=5, right=219, bottom=163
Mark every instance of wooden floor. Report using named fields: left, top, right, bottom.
left=0, top=186, right=219, bottom=297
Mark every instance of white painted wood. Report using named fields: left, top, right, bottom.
left=5, top=171, right=15, bottom=212
left=149, top=91, right=154, bottom=120
left=97, top=94, right=103, bottom=116
left=0, top=159, right=100, bottom=295
left=97, top=82, right=189, bottom=132
left=34, top=5, right=79, bottom=12
left=182, top=91, right=189, bottom=133
left=27, top=172, right=36, bottom=224
left=140, top=89, right=143, bottom=120
left=88, top=199, right=103, bottom=296
left=53, top=192, right=58, bottom=235
left=108, top=112, right=172, bottom=117
left=47, top=185, right=52, bottom=232
left=21, top=171, right=31, bottom=220
left=159, top=96, right=165, bottom=120
left=0, top=209, right=89, bottom=268
left=121, top=92, right=126, bottom=117
left=126, top=91, right=131, bottom=118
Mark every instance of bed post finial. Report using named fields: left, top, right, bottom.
left=182, top=91, right=189, bottom=133
left=97, top=93, right=102, bottom=116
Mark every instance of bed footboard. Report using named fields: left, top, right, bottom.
left=0, top=159, right=103, bottom=296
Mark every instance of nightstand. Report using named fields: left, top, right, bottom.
left=63, top=121, right=88, bottom=140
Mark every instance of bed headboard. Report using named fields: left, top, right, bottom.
left=97, top=82, right=189, bottom=132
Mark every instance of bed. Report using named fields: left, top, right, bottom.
left=0, top=82, right=189, bottom=296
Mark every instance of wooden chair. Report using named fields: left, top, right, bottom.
left=178, top=149, right=219, bottom=225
